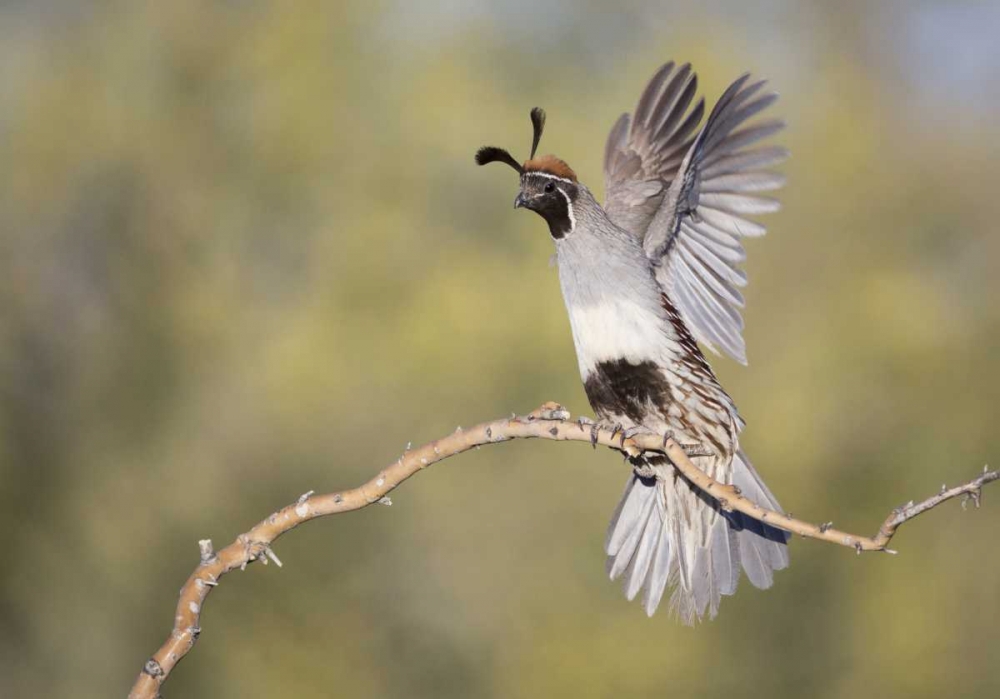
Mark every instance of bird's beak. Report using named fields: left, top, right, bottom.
left=514, top=192, right=528, bottom=209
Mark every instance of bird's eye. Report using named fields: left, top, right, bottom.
left=544, top=182, right=555, bottom=193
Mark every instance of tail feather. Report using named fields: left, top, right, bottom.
left=709, top=514, right=740, bottom=596
left=625, top=510, right=661, bottom=601
left=691, top=547, right=712, bottom=615
left=641, top=518, right=676, bottom=615
left=731, top=451, right=791, bottom=576
left=733, top=514, right=776, bottom=589
left=606, top=475, right=659, bottom=579
left=605, top=475, right=651, bottom=554
left=605, top=450, right=788, bottom=623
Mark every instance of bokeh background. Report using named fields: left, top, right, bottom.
left=2, top=1, right=1000, bottom=697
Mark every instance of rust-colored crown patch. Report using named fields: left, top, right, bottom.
left=523, top=154, right=577, bottom=182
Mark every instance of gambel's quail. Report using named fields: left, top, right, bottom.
left=477, top=61, right=789, bottom=623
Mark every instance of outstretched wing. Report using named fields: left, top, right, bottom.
left=642, top=73, right=788, bottom=365
left=603, top=62, right=705, bottom=239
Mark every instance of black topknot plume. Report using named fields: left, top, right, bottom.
left=474, top=146, right=523, bottom=174
left=475, top=107, right=547, bottom=175
left=529, top=107, right=545, bottom=159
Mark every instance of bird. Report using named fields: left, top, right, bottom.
left=475, top=61, right=790, bottom=623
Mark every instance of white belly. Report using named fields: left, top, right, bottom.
left=567, top=299, right=674, bottom=377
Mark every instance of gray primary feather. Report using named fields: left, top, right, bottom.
left=603, top=62, right=705, bottom=238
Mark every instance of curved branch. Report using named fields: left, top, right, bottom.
left=128, top=402, right=997, bottom=698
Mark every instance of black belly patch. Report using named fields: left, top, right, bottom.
left=583, top=358, right=671, bottom=423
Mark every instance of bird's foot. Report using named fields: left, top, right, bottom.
left=589, top=419, right=626, bottom=446
left=591, top=421, right=650, bottom=459
left=659, top=431, right=713, bottom=458
left=619, top=425, right=648, bottom=453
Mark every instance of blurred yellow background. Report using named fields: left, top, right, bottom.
left=2, top=1, right=999, bottom=697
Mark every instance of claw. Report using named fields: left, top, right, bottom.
left=590, top=423, right=599, bottom=449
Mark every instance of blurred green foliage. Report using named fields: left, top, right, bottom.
left=1, top=1, right=999, bottom=697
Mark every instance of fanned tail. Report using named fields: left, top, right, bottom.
left=605, top=450, right=788, bottom=623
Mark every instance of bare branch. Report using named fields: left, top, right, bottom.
left=654, top=434, right=997, bottom=554
left=128, top=402, right=997, bottom=698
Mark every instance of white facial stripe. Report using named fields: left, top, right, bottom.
left=522, top=171, right=575, bottom=184
left=557, top=187, right=576, bottom=233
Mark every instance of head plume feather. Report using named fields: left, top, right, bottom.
left=529, top=107, right=545, bottom=159
left=475, top=146, right=523, bottom=173
left=474, top=107, right=576, bottom=182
